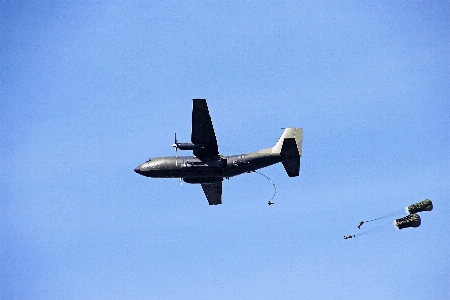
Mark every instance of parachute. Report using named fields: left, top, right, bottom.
left=345, top=199, right=432, bottom=238
left=394, top=213, right=421, bottom=230
left=406, top=199, right=433, bottom=214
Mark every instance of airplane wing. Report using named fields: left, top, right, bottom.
left=201, top=182, right=222, bottom=205
left=191, top=99, right=219, bottom=159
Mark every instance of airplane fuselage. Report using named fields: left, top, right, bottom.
left=134, top=99, right=302, bottom=204
left=134, top=152, right=283, bottom=183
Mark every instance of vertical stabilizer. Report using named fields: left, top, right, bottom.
left=254, top=127, right=303, bottom=177
left=272, top=128, right=303, bottom=156
left=273, top=128, right=303, bottom=177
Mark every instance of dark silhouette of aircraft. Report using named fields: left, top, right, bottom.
left=134, top=99, right=303, bottom=205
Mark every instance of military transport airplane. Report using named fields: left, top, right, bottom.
left=134, top=99, right=303, bottom=205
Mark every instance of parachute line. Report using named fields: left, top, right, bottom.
left=355, top=223, right=393, bottom=237
left=254, top=171, right=277, bottom=202
left=363, top=209, right=404, bottom=223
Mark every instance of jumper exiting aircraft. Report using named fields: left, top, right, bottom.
left=134, top=99, right=303, bottom=205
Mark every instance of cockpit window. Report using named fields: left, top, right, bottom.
left=146, top=158, right=152, bottom=162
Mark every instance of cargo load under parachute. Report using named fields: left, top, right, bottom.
left=394, top=213, right=421, bottom=230
left=406, top=199, right=433, bottom=214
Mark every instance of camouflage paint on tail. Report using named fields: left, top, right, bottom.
left=258, top=128, right=303, bottom=177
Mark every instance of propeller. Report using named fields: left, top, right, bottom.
left=172, top=133, right=178, bottom=158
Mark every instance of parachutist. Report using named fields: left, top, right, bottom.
left=358, top=221, right=365, bottom=229
left=268, top=201, right=274, bottom=205
left=344, top=235, right=355, bottom=239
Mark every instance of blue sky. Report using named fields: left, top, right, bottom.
left=1, top=1, right=449, bottom=299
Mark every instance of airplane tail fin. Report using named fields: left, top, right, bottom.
left=256, top=128, right=303, bottom=177
left=272, top=128, right=303, bottom=156
left=274, top=128, right=303, bottom=177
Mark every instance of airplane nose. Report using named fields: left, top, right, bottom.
left=134, top=166, right=141, bottom=174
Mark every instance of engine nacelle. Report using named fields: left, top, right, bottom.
left=173, top=142, right=205, bottom=150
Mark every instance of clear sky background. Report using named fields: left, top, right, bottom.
left=1, top=2, right=449, bottom=299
